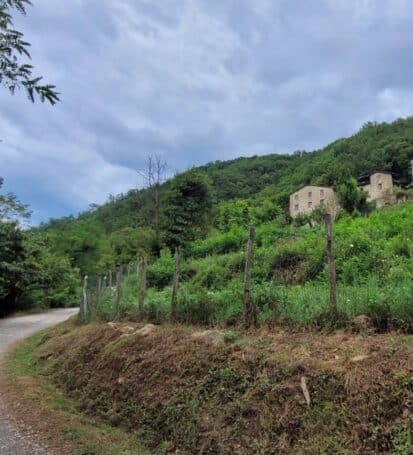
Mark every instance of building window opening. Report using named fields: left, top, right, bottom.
left=308, top=201, right=312, bottom=208
left=378, top=183, right=383, bottom=190
left=308, top=191, right=312, bottom=198
left=295, top=194, right=299, bottom=201
left=320, top=189, right=324, bottom=197
left=320, top=199, right=325, bottom=205
left=294, top=204, right=299, bottom=211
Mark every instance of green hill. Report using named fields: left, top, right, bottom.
left=39, top=117, right=413, bottom=276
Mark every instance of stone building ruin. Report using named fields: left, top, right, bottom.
left=289, top=185, right=340, bottom=219
left=360, top=171, right=405, bottom=208
left=289, top=171, right=407, bottom=218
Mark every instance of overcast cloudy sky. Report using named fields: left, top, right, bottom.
left=1, top=0, right=413, bottom=224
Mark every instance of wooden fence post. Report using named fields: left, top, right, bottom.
left=243, top=225, right=257, bottom=328
left=139, top=257, right=147, bottom=317
left=96, top=275, right=102, bottom=310
left=324, top=213, right=337, bottom=312
left=115, top=264, right=122, bottom=318
left=79, top=275, right=89, bottom=323
left=171, top=247, right=181, bottom=320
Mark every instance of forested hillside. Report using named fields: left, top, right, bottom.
left=38, top=117, right=413, bottom=276
left=1, top=117, right=413, bottom=317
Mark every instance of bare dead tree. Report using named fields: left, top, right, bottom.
left=137, top=154, right=167, bottom=246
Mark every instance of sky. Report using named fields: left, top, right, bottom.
left=1, top=0, right=413, bottom=224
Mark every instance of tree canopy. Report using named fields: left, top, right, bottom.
left=336, top=178, right=373, bottom=216
left=0, top=180, right=78, bottom=316
left=0, top=0, right=59, bottom=103
left=162, top=170, right=213, bottom=249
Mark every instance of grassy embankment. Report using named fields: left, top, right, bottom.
left=96, top=202, right=413, bottom=331
left=5, top=319, right=413, bottom=454
left=3, top=327, right=150, bottom=455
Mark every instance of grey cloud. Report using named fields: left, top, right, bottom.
left=1, top=0, right=413, bottom=224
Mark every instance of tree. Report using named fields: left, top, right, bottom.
left=216, top=199, right=252, bottom=232
left=47, top=219, right=103, bottom=275
left=100, top=227, right=156, bottom=269
left=19, top=232, right=79, bottom=310
left=252, top=198, right=285, bottom=225
left=162, top=170, right=212, bottom=248
left=0, top=180, right=79, bottom=316
left=137, top=154, right=167, bottom=252
left=0, top=190, right=31, bottom=222
left=336, top=178, right=373, bottom=216
left=0, top=0, right=59, bottom=104
left=0, top=177, right=31, bottom=224
left=0, top=219, right=25, bottom=316
left=0, top=178, right=28, bottom=315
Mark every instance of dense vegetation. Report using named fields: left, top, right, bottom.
left=96, top=201, right=413, bottom=331
left=0, top=180, right=79, bottom=316
left=1, top=117, right=413, bottom=321
left=39, top=117, right=413, bottom=275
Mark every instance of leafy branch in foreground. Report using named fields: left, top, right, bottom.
left=0, top=191, right=31, bottom=221
left=0, top=0, right=59, bottom=104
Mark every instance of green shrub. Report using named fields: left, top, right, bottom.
left=147, top=249, right=174, bottom=289
left=190, top=261, right=231, bottom=290
left=189, top=229, right=245, bottom=258
left=391, top=236, right=411, bottom=258
left=176, top=285, right=215, bottom=325
left=142, top=288, right=171, bottom=324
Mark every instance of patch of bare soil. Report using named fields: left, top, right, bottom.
left=30, top=321, right=413, bottom=454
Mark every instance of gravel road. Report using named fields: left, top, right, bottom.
left=0, top=308, right=78, bottom=455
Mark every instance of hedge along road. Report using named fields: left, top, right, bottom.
left=0, top=308, right=78, bottom=455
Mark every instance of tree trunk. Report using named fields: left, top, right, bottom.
left=243, top=226, right=257, bottom=328
left=171, top=247, right=180, bottom=321
left=324, top=213, right=337, bottom=312
left=139, top=257, right=147, bottom=317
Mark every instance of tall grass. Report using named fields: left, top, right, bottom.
left=93, top=275, right=413, bottom=332
left=91, top=202, right=413, bottom=331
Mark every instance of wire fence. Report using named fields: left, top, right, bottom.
left=79, top=250, right=180, bottom=324
left=78, top=217, right=337, bottom=327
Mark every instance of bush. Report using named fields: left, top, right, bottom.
left=391, top=236, right=411, bottom=258
left=176, top=286, right=215, bottom=325
left=189, top=229, right=245, bottom=258
left=147, top=250, right=174, bottom=289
